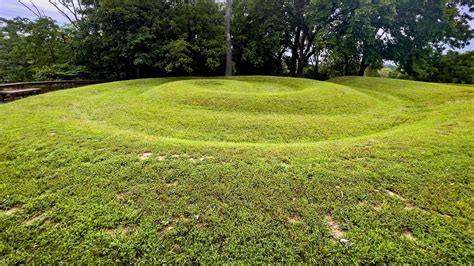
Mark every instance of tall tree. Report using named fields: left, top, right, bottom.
left=326, top=0, right=395, bottom=76
left=225, top=0, right=233, bottom=77
left=281, top=0, right=357, bottom=77
left=72, top=0, right=225, bottom=79
left=0, top=17, right=73, bottom=82
left=233, top=0, right=286, bottom=75
left=5, top=0, right=472, bottom=83
left=386, top=0, right=473, bottom=77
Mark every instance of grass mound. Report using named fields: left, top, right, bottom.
left=0, top=76, right=473, bottom=263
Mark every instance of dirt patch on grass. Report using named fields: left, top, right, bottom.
left=196, top=222, right=208, bottom=229
left=402, top=230, right=416, bottom=241
left=139, top=152, right=153, bottom=161
left=440, top=213, right=452, bottom=219
left=25, top=214, right=46, bottom=225
left=1, top=204, right=23, bottom=215
left=404, top=202, right=414, bottom=210
left=106, top=225, right=129, bottom=235
left=164, top=223, right=175, bottom=231
left=288, top=214, right=302, bottom=224
left=170, top=154, right=214, bottom=163
left=161, top=217, right=196, bottom=232
left=190, top=156, right=212, bottom=163
left=166, top=181, right=178, bottom=187
left=325, top=215, right=344, bottom=239
left=387, top=189, right=406, bottom=201
left=43, top=218, right=60, bottom=228
left=171, top=154, right=188, bottom=159
left=373, top=203, right=383, bottom=211
left=116, top=192, right=129, bottom=202
left=350, top=157, right=365, bottom=162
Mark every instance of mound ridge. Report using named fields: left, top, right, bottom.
left=145, top=77, right=377, bottom=115
left=20, top=76, right=422, bottom=144
left=2, top=76, right=470, bottom=145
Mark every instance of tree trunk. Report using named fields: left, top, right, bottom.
left=296, top=59, right=305, bottom=77
left=358, top=45, right=368, bottom=76
left=343, top=55, right=349, bottom=76
left=358, top=64, right=368, bottom=76
left=296, top=30, right=306, bottom=77
left=225, top=0, right=233, bottom=77
left=289, top=27, right=301, bottom=77
left=294, top=0, right=309, bottom=78
left=313, top=52, right=320, bottom=78
left=289, top=46, right=297, bottom=76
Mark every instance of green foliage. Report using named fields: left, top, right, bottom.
left=33, top=63, right=88, bottom=81
left=164, top=39, right=194, bottom=74
left=0, top=0, right=472, bottom=82
left=72, top=0, right=225, bottom=79
left=409, top=50, right=474, bottom=84
left=0, top=77, right=473, bottom=262
left=371, top=66, right=409, bottom=80
left=233, top=0, right=286, bottom=75
left=386, top=0, right=473, bottom=79
left=0, top=17, right=72, bottom=82
left=322, top=0, right=394, bottom=77
left=72, top=0, right=171, bottom=79
left=164, top=0, right=226, bottom=75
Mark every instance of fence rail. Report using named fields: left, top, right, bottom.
left=0, top=80, right=108, bottom=89
left=0, top=80, right=109, bottom=102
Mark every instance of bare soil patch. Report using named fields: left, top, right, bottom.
left=25, top=214, right=46, bottom=225
left=106, top=225, right=129, bottom=235
left=387, top=189, right=406, bottom=201
left=325, top=215, right=344, bottom=239
left=139, top=152, right=153, bottom=161
left=1, top=204, right=23, bottom=215
left=288, top=214, right=302, bottom=223
left=402, top=230, right=416, bottom=241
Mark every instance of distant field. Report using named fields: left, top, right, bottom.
left=0, top=76, right=472, bottom=263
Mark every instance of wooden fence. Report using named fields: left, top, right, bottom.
left=0, top=80, right=108, bottom=102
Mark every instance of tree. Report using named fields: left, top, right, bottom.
left=409, top=50, right=474, bottom=83
left=0, top=17, right=73, bottom=82
left=5, top=0, right=473, bottom=83
left=72, top=0, right=225, bottom=79
left=232, top=0, right=286, bottom=75
left=225, top=0, right=232, bottom=77
left=281, top=0, right=358, bottom=77
left=386, top=0, right=473, bottom=77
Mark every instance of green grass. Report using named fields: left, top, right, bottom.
left=0, top=76, right=473, bottom=263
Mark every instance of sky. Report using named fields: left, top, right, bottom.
left=1, top=0, right=473, bottom=52
left=0, top=0, right=67, bottom=22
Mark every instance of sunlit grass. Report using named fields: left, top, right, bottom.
left=0, top=76, right=472, bottom=263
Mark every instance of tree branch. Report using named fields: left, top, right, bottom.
left=17, top=0, right=42, bottom=18
left=48, top=0, right=77, bottom=27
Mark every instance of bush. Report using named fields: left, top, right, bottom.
left=33, top=63, right=89, bottom=81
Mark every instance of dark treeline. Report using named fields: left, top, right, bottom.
left=0, top=0, right=473, bottom=83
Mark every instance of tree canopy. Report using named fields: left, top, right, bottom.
left=0, top=0, right=472, bottom=83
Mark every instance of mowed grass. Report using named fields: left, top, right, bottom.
left=0, top=76, right=473, bottom=263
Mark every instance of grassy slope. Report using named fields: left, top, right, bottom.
left=0, top=76, right=472, bottom=263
